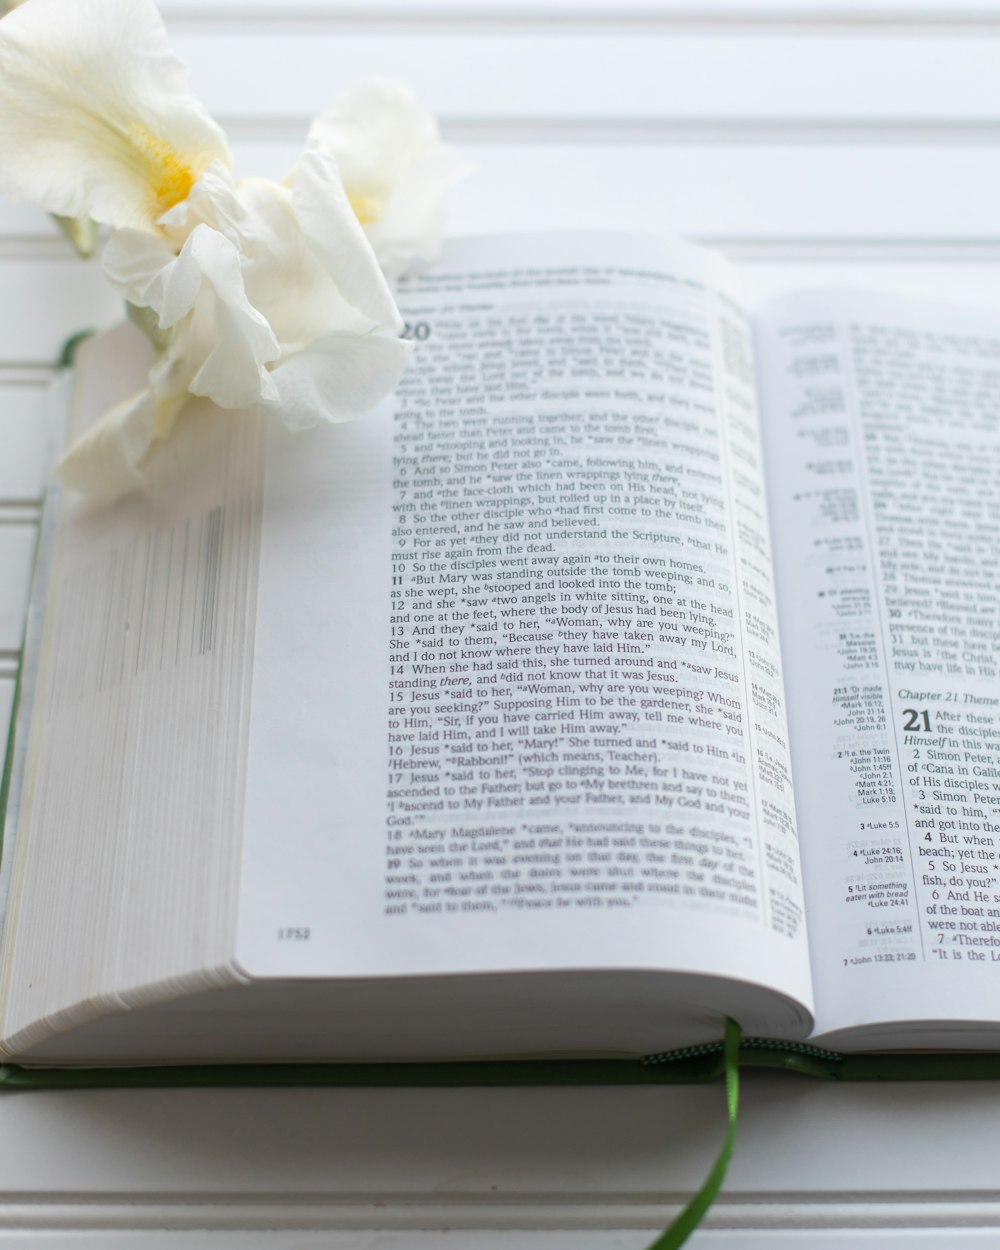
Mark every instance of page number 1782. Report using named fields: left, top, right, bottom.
left=277, top=927, right=311, bottom=941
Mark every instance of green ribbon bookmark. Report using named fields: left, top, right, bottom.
left=644, top=1017, right=741, bottom=1250
left=56, top=329, right=95, bottom=370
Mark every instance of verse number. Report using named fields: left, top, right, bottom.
left=401, top=321, right=431, bottom=341
left=277, top=927, right=311, bottom=941
left=902, top=708, right=932, bottom=733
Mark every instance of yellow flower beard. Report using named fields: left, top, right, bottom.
left=348, top=190, right=384, bottom=226
left=128, top=123, right=195, bottom=215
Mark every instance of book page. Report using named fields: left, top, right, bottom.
left=237, top=235, right=812, bottom=1033
left=757, top=290, right=1000, bottom=1045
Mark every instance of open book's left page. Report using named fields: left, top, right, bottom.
left=237, top=233, right=814, bottom=1048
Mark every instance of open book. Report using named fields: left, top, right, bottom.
left=3, top=233, right=999, bottom=1066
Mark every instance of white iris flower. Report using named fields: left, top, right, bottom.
left=0, top=0, right=231, bottom=232
left=0, top=0, right=461, bottom=500
left=308, top=80, right=469, bottom=280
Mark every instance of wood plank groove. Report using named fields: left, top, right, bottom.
left=0, top=507, right=42, bottom=525
left=196, top=117, right=1000, bottom=144
left=159, top=14, right=1000, bottom=34
left=15, top=237, right=1000, bottom=263
left=0, top=368, right=53, bottom=386
left=0, top=1238, right=985, bottom=1249
left=0, top=380, right=55, bottom=502
left=0, top=1195, right=995, bottom=1230
left=154, top=1, right=1000, bottom=30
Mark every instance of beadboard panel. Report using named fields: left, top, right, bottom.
left=157, top=0, right=1000, bottom=16
left=400, top=143, right=1000, bottom=246
left=164, top=32, right=1000, bottom=123
left=0, top=263, right=122, bottom=367
left=0, top=1078, right=994, bottom=1240
left=0, top=525, right=36, bottom=655
left=0, top=1237, right=993, bottom=1249
left=8, top=143, right=1000, bottom=246
left=0, top=679, right=12, bottom=743
left=0, top=1225, right=991, bottom=1247
left=0, top=377, right=54, bottom=503
left=2, top=1075, right=1000, bottom=1199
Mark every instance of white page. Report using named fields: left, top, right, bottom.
left=237, top=234, right=812, bottom=1031
left=757, top=289, right=1000, bottom=1047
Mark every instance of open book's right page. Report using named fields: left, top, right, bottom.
left=756, top=290, right=1000, bottom=1049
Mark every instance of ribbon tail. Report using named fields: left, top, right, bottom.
left=644, top=1018, right=742, bottom=1250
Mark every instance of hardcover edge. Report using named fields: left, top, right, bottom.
left=9, top=1042, right=1000, bottom=1088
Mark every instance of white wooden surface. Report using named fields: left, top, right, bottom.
left=3, top=0, right=1000, bottom=1243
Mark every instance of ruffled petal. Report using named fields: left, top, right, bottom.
left=366, top=141, right=468, bottom=279
left=228, top=176, right=374, bottom=346
left=56, top=387, right=158, bottom=501
left=171, top=225, right=282, bottom=407
left=308, top=80, right=433, bottom=204
left=308, top=79, right=467, bottom=277
left=158, top=160, right=244, bottom=246
left=104, top=218, right=283, bottom=418
left=0, top=0, right=231, bottom=232
left=265, top=332, right=410, bottom=431
left=290, top=144, right=402, bottom=332
left=101, top=226, right=183, bottom=315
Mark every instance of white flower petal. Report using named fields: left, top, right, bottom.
left=308, top=79, right=467, bottom=277
left=107, top=221, right=282, bottom=414
left=290, top=145, right=402, bottom=332
left=102, top=227, right=182, bottom=314
left=308, top=80, right=434, bottom=203
left=174, top=225, right=282, bottom=407
left=56, top=387, right=158, bottom=501
left=158, top=160, right=244, bottom=246
left=366, top=142, right=468, bottom=279
left=266, top=333, right=411, bottom=431
left=0, top=0, right=231, bottom=232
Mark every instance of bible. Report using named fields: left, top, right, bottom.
left=3, top=231, right=1000, bottom=1067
